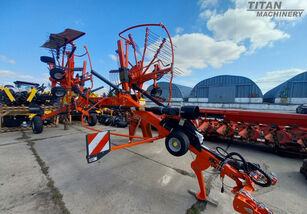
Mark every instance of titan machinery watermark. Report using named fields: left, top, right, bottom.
left=247, top=1, right=304, bottom=17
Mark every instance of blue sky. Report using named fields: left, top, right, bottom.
left=1, top=0, right=307, bottom=94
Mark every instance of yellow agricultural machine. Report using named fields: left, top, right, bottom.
left=0, top=81, right=57, bottom=131
left=0, top=81, right=54, bottom=106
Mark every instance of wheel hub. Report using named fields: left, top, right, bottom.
left=169, top=137, right=181, bottom=152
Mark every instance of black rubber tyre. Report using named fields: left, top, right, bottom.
left=1, top=89, right=15, bottom=106
left=300, top=165, right=307, bottom=179
left=98, top=115, right=109, bottom=125
left=104, top=117, right=113, bottom=126
left=165, top=130, right=190, bottom=157
left=36, top=93, right=52, bottom=105
left=112, top=116, right=121, bottom=127
left=301, top=159, right=307, bottom=178
left=50, top=68, right=65, bottom=81
left=32, top=116, right=43, bottom=134
left=248, top=163, right=272, bottom=187
left=40, top=56, right=55, bottom=64
left=87, top=114, right=97, bottom=126
left=116, top=120, right=128, bottom=128
left=150, top=87, right=162, bottom=97
left=51, top=87, right=66, bottom=98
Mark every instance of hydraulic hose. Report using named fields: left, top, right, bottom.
left=224, top=152, right=248, bottom=172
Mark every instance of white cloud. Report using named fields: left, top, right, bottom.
left=279, top=1, right=307, bottom=16
left=231, top=0, right=307, bottom=12
left=175, top=27, right=184, bottom=34
left=198, top=0, right=218, bottom=9
left=199, top=9, right=216, bottom=20
left=231, top=0, right=247, bottom=9
left=142, top=83, right=150, bottom=90
left=94, top=87, right=109, bottom=96
left=231, top=0, right=307, bottom=22
left=274, top=1, right=307, bottom=22
left=172, top=33, right=246, bottom=75
left=176, top=79, right=196, bottom=87
left=207, top=8, right=290, bottom=52
left=0, top=70, right=33, bottom=79
left=108, top=54, right=119, bottom=62
left=0, top=70, right=51, bottom=87
left=37, top=73, right=51, bottom=85
left=255, top=68, right=305, bottom=93
left=0, top=55, right=16, bottom=64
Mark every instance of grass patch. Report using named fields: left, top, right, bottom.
left=187, top=205, right=201, bottom=214
left=186, top=200, right=207, bottom=214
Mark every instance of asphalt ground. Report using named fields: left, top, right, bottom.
left=1, top=124, right=306, bottom=214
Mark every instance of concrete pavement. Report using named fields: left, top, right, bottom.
left=1, top=124, right=306, bottom=214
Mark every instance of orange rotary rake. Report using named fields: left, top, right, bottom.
left=74, top=24, right=279, bottom=214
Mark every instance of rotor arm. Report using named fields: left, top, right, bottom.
left=233, top=188, right=274, bottom=214
left=189, top=145, right=276, bottom=214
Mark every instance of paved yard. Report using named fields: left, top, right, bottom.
left=0, top=124, right=306, bottom=214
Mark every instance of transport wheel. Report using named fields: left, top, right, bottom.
left=98, top=115, right=108, bottom=125
left=300, top=159, right=307, bottom=179
left=112, top=116, right=122, bottom=127
left=165, top=130, right=190, bottom=156
left=87, top=114, right=97, bottom=126
left=50, top=68, right=65, bottom=81
left=150, top=87, right=162, bottom=97
left=104, top=116, right=114, bottom=126
left=32, top=116, right=43, bottom=134
left=248, top=163, right=272, bottom=187
left=40, top=56, right=55, bottom=64
left=51, top=87, right=66, bottom=98
left=116, top=120, right=128, bottom=128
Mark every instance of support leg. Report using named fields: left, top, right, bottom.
left=140, top=120, right=152, bottom=140
left=129, top=117, right=141, bottom=142
left=191, top=161, right=207, bottom=201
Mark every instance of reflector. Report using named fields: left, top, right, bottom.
left=86, top=131, right=111, bottom=163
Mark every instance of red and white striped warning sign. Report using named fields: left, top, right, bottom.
left=86, top=131, right=111, bottom=163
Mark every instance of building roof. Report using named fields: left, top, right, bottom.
left=147, top=82, right=192, bottom=99
left=189, top=75, right=263, bottom=98
left=264, top=71, right=307, bottom=101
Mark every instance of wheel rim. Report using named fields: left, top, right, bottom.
left=54, top=72, right=63, bottom=80
left=54, top=89, right=65, bottom=97
left=249, top=171, right=268, bottom=185
left=168, top=137, right=181, bottom=152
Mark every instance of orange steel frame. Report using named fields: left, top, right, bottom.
left=42, top=24, right=175, bottom=149
left=190, top=144, right=277, bottom=214
left=79, top=24, right=176, bottom=150
left=42, top=24, right=278, bottom=213
left=42, top=42, right=94, bottom=120
left=84, top=24, right=276, bottom=213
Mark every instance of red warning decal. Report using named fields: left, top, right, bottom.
left=86, top=131, right=110, bottom=163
